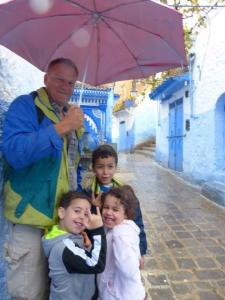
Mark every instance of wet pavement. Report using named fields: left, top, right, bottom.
left=116, top=153, right=225, bottom=300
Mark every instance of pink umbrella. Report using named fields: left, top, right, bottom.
left=0, top=0, right=187, bottom=86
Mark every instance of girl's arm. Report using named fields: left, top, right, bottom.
left=112, top=226, right=140, bottom=278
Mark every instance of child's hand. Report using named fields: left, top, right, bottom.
left=85, top=207, right=103, bottom=230
left=81, top=231, right=92, bottom=249
left=139, top=256, right=145, bottom=270
left=91, top=191, right=102, bottom=208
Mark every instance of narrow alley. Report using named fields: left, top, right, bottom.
left=117, top=153, right=225, bottom=300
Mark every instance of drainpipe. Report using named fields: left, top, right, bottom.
left=189, top=52, right=197, bottom=118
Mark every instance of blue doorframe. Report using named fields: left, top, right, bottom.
left=168, top=98, right=183, bottom=171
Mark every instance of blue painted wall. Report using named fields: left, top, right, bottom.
left=118, top=120, right=135, bottom=153
left=71, top=87, right=114, bottom=146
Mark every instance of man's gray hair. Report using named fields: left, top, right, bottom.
left=47, top=58, right=79, bottom=76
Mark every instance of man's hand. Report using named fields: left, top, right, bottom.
left=84, top=207, right=103, bottom=230
left=55, top=105, right=84, bottom=136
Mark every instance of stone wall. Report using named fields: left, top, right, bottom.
left=0, top=100, right=10, bottom=300
left=0, top=46, right=43, bottom=300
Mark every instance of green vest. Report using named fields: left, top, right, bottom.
left=4, top=88, right=83, bottom=228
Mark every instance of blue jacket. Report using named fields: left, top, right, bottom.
left=2, top=88, right=82, bottom=227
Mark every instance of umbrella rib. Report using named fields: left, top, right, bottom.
left=95, top=0, right=150, bottom=14
left=102, top=15, right=183, bottom=61
left=68, top=0, right=150, bottom=15
left=1, top=0, right=104, bottom=39
left=101, top=18, right=145, bottom=78
left=65, top=0, right=93, bottom=13
left=95, top=22, right=101, bottom=86
left=102, top=62, right=181, bottom=84
left=0, top=12, right=89, bottom=42
left=43, top=18, right=93, bottom=70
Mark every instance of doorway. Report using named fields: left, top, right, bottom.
left=168, top=98, right=183, bottom=171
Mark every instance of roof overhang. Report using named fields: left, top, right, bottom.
left=149, top=73, right=189, bottom=101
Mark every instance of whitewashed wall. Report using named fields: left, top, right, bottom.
left=184, top=8, right=225, bottom=183
left=134, top=96, right=156, bottom=145
left=112, top=94, right=157, bottom=150
left=112, top=109, right=132, bottom=152
left=154, top=7, right=225, bottom=184
left=0, top=46, right=44, bottom=101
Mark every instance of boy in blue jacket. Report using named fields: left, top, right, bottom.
left=84, top=144, right=147, bottom=267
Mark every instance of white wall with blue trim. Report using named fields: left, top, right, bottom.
left=150, top=7, right=225, bottom=188
left=112, top=95, right=157, bottom=152
left=134, top=97, right=157, bottom=145
left=184, top=7, right=225, bottom=184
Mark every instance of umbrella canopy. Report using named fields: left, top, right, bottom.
left=0, top=0, right=187, bottom=86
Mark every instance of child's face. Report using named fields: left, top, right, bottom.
left=92, top=156, right=117, bottom=185
left=102, top=195, right=126, bottom=228
left=58, top=198, right=91, bottom=234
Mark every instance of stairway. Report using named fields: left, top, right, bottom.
left=134, top=139, right=156, bottom=159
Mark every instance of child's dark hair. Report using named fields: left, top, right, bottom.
left=101, top=185, right=137, bottom=220
left=59, top=191, right=91, bottom=209
left=92, top=144, right=118, bottom=166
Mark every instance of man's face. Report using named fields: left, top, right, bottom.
left=44, top=63, right=77, bottom=107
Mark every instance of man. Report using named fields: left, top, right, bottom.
left=2, top=58, right=84, bottom=300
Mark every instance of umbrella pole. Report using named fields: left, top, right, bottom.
left=78, top=28, right=94, bottom=106
left=78, top=54, right=90, bottom=106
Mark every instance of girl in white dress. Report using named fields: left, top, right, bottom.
left=98, top=185, right=147, bottom=300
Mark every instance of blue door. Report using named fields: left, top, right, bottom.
left=168, top=98, right=183, bottom=171
left=119, top=121, right=126, bottom=152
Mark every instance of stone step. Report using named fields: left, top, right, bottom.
left=135, top=139, right=156, bottom=149
left=134, top=148, right=155, bottom=159
left=138, top=146, right=155, bottom=151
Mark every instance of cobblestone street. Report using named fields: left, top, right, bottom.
left=117, top=153, right=225, bottom=300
